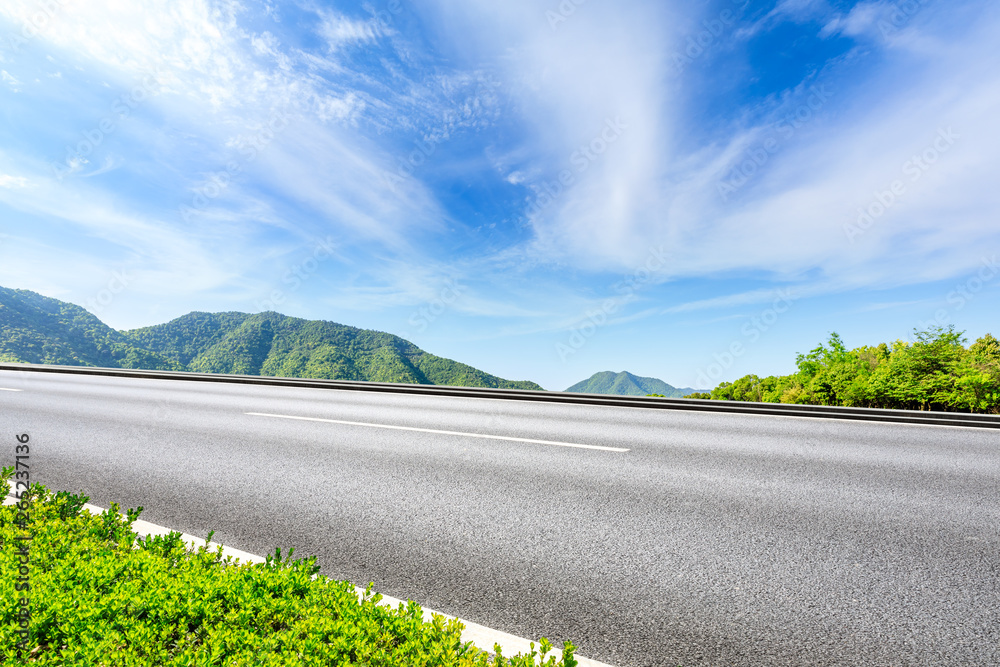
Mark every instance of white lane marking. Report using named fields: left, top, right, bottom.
left=246, top=411, right=630, bottom=452
left=1, top=493, right=618, bottom=665
left=0, top=388, right=22, bottom=391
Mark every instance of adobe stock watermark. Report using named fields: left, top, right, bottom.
left=51, top=69, right=163, bottom=180
left=369, top=0, right=404, bottom=32
left=874, top=0, right=932, bottom=39
left=694, top=289, right=796, bottom=388
left=254, top=235, right=337, bottom=312
left=381, top=131, right=438, bottom=191
left=525, top=116, right=627, bottom=218
left=718, top=84, right=834, bottom=202
left=180, top=110, right=290, bottom=222
left=844, top=127, right=958, bottom=243
left=11, top=432, right=32, bottom=659
left=84, top=269, right=133, bottom=315
left=1, top=0, right=71, bottom=55
left=670, top=0, right=749, bottom=75
left=546, top=0, right=588, bottom=31
left=914, top=256, right=999, bottom=334
left=406, top=279, right=465, bottom=335
left=556, top=246, right=670, bottom=362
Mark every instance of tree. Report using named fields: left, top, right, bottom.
left=950, top=334, right=1000, bottom=413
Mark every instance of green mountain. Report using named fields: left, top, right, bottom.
left=0, top=287, right=542, bottom=390
left=0, top=286, right=179, bottom=370
left=565, top=370, right=706, bottom=397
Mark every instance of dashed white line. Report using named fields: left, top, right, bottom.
left=0, top=388, right=22, bottom=391
left=245, top=411, right=630, bottom=452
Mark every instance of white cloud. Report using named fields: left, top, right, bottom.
left=1, top=70, right=21, bottom=91
left=317, top=13, right=383, bottom=52
left=251, top=30, right=279, bottom=56
left=2, top=0, right=997, bottom=339
left=424, top=0, right=676, bottom=270
left=774, top=0, right=828, bottom=17
left=820, top=2, right=888, bottom=39
left=426, top=0, right=1000, bottom=298
left=0, top=0, right=458, bottom=276
left=79, top=155, right=122, bottom=178
left=0, top=166, right=220, bottom=281
left=0, top=174, right=28, bottom=188
left=676, top=7, right=1000, bottom=288
left=738, top=0, right=831, bottom=39
left=250, top=30, right=292, bottom=70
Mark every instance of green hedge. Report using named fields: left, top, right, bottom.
left=0, top=469, right=576, bottom=666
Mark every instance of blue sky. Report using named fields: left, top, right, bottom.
left=1, top=0, right=998, bottom=391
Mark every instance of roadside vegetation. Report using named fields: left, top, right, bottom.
left=673, top=326, right=1000, bottom=413
left=0, top=470, right=577, bottom=666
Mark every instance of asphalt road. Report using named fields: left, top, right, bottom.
left=2, top=369, right=999, bottom=666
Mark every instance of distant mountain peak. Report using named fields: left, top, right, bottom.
left=565, top=370, right=707, bottom=397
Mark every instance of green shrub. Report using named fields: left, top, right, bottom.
left=0, top=469, right=576, bottom=666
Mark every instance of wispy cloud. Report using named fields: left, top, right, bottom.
left=0, top=174, right=28, bottom=188
left=430, top=0, right=1000, bottom=293
left=423, top=0, right=677, bottom=271
left=1, top=0, right=997, bottom=389
left=317, top=12, right=385, bottom=52
left=1, top=69, right=20, bottom=91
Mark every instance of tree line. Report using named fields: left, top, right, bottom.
left=687, top=326, right=1000, bottom=414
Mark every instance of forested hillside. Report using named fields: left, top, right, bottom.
left=0, top=287, right=178, bottom=370
left=0, top=287, right=542, bottom=390
left=124, top=311, right=543, bottom=389
left=690, top=327, right=1000, bottom=413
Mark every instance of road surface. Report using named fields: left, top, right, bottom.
left=1, top=369, right=998, bottom=666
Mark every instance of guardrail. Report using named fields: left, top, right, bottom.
left=2, top=362, right=999, bottom=430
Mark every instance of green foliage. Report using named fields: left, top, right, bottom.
left=0, top=473, right=576, bottom=666
left=0, top=287, right=178, bottom=370
left=0, top=288, right=543, bottom=390
left=701, top=326, right=1000, bottom=413
left=951, top=333, right=1000, bottom=412
left=124, top=311, right=253, bottom=367
left=189, top=316, right=277, bottom=376
left=410, top=353, right=540, bottom=390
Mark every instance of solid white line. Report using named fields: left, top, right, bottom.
left=0, top=388, right=22, bottom=391
left=1, top=494, right=617, bottom=666
left=245, top=411, right=630, bottom=452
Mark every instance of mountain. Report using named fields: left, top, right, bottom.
left=565, top=370, right=706, bottom=397
left=0, top=287, right=542, bottom=390
left=0, top=286, right=179, bottom=370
